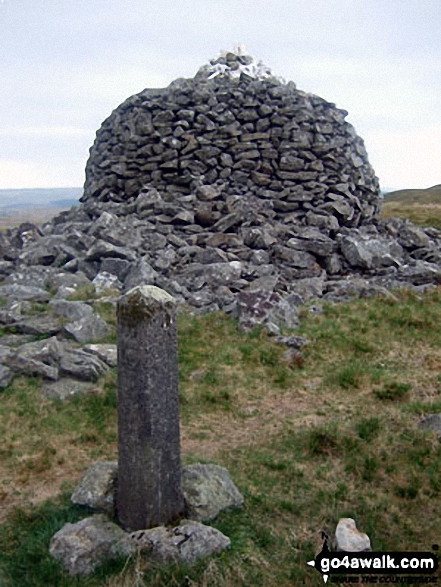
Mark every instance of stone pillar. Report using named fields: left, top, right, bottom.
left=116, top=285, right=184, bottom=531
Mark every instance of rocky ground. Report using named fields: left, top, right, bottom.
left=0, top=48, right=440, bottom=398
left=0, top=191, right=440, bottom=394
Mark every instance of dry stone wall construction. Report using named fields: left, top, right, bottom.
left=82, top=50, right=381, bottom=230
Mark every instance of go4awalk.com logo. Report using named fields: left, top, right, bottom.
left=307, top=548, right=439, bottom=584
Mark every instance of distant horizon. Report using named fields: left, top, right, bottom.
left=0, top=186, right=83, bottom=210
left=1, top=184, right=440, bottom=195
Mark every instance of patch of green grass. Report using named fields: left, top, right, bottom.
left=394, top=477, right=421, bottom=500
left=93, top=301, right=117, bottom=328
left=326, top=361, right=386, bottom=390
left=66, top=284, right=97, bottom=301
left=355, top=417, right=381, bottom=441
left=29, top=302, right=49, bottom=315
left=200, top=388, right=232, bottom=409
left=405, top=398, right=441, bottom=414
left=0, top=494, right=126, bottom=587
left=2, top=289, right=441, bottom=585
left=382, top=201, right=441, bottom=230
left=304, top=423, right=342, bottom=457
left=177, top=312, right=297, bottom=419
left=374, top=381, right=412, bottom=401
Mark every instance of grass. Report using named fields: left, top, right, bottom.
left=383, top=184, right=441, bottom=204
left=382, top=202, right=441, bottom=230
left=381, top=185, right=441, bottom=230
left=2, top=288, right=441, bottom=585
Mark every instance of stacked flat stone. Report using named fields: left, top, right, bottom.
left=82, top=50, right=381, bottom=230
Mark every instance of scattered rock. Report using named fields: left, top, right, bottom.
left=71, top=462, right=118, bottom=514
left=124, top=259, right=158, bottom=290
left=275, top=335, right=310, bottom=349
left=417, top=413, right=441, bottom=437
left=59, top=348, right=108, bottom=381
left=10, top=315, right=62, bottom=336
left=5, top=336, right=61, bottom=381
left=48, top=271, right=92, bottom=295
left=398, top=223, right=430, bottom=249
left=340, top=235, right=402, bottom=270
left=41, top=378, right=95, bottom=400
left=181, top=463, right=244, bottom=522
left=335, top=518, right=371, bottom=552
left=0, top=364, right=13, bottom=389
left=117, top=520, right=230, bottom=565
left=0, top=333, right=34, bottom=347
left=49, top=515, right=126, bottom=576
left=83, top=344, right=117, bottom=367
left=85, top=240, right=136, bottom=263
left=92, top=271, right=123, bottom=293
left=49, top=300, right=94, bottom=322
left=64, top=314, right=111, bottom=344
left=266, top=295, right=300, bottom=329
left=0, top=284, right=51, bottom=302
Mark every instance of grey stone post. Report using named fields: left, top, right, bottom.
left=116, top=285, right=184, bottom=531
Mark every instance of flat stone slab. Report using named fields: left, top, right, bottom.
left=59, top=348, right=108, bottom=381
left=49, top=514, right=126, bottom=576
left=118, top=520, right=230, bottom=565
left=49, top=299, right=94, bottom=322
left=11, top=315, right=62, bottom=336
left=64, top=314, right=111, bottom=344
left=0, top=284, right=51, bottom=302
left=71, top=461, right=118, bottom=514
left=41, top=378, right=94, bottom=401
left=83, top=344, right=117, bottom=367
left=181, top=463, right=244, bottom=522
left=5, top=336, right=62, bottom=381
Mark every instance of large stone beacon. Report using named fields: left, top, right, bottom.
left=82, top=48, right=381, bottom=229
left=0, top=49, right=439, bottom=356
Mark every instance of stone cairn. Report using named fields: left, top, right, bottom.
left=0, top=47, right=440, bottom=384
left=83, top=49, right=380, bottom=227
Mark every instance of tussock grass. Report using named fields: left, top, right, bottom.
left=381, top=183, right=441, bottom=228
left=382, top=202, right=441, bottom=230
left=2, top=289, right=441, bottom=585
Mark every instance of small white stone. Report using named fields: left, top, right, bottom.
left=335, top=518, right=371, bottom=552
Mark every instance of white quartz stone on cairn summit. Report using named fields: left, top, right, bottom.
left=199, top=44, right=286, bottom=82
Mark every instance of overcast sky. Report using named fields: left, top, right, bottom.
left=0, top=0, right=440, bottom=192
